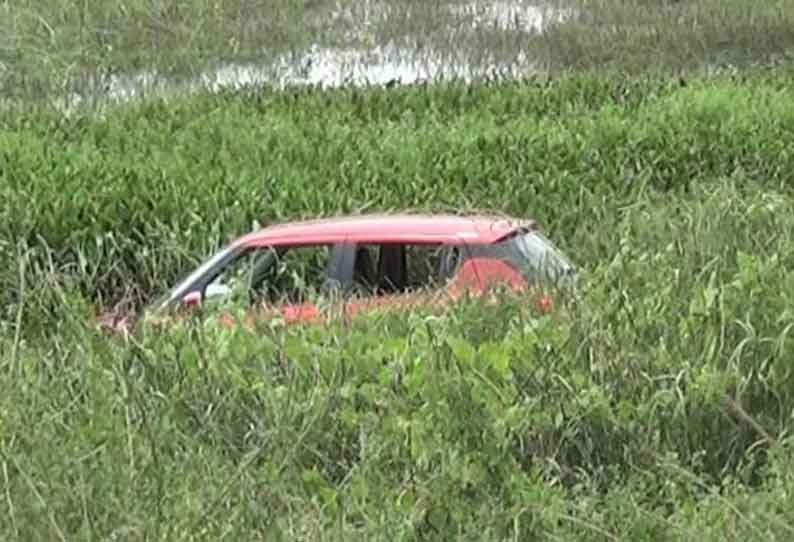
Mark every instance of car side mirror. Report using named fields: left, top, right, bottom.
left=181, top=291, right=203, bottom=312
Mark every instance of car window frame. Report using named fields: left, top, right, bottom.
left=158, top=240, right=349, bottom=310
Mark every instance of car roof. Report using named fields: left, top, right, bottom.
left=234, top=213, right=536, bottom=246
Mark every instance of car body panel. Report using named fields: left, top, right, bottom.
left=233, top=214, right=535, bottom=247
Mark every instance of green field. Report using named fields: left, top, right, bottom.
left=4, top=1, right=794, bottom=540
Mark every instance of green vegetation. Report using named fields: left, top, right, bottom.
left=4, top=74, right=794, bottom=313
left=3, top=0, right=794, bottom=104
left=542, top=0, right=794, bottom=72
left=3, top=71, right=794, bottom=540
left=4, top=0, right=794, bottom=537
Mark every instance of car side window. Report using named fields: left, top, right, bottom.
left=204, top=244, right=333, bottom=305
left=405, top=244, right=461, bottom=289
left=351, top=243, right=462, bottom=295
left=268, top=245, right=333, bottom=304
left=203, top=247, right=272, bottom=304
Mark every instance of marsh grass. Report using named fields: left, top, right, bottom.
left=541, top=0, right=794, bottom=73
left=3, top=0, right=794, bottom=106
left=4, top=183, right=794, bottom=539
left=4, top=72, right=794, bottom=316
left=4, top=14, right=794, bottom=539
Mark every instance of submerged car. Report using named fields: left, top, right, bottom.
left=108, top=213, right=575, bottom=332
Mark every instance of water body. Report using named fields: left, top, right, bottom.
left=59, top=1, right=573, bottom=111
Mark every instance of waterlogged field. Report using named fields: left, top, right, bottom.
left=3, top=71, right=794, bottom=540
left=2, top=0, right=794, bottom=108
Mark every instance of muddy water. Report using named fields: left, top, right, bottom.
left=59, top=1, right=572, bottom=111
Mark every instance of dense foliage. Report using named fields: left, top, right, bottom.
left=3, top=72, right=794, bottom=540
left=3, top=74, right=794, bottom=308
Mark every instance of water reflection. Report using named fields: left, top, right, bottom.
left=58, top=1, right=573, bottom=112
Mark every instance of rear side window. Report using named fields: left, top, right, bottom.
left=404, top=244, right=460, bottom=288
left=351, top=243, right=462, bottom=295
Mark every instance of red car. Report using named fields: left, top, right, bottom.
left=125, top=213, right=573, bottom=331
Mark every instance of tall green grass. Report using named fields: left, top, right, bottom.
left=4, top=194, right=794, bottom=539
left=3, top=0, right=794, bottom=104
left=541, top=0, right=794, bottom=72
left=4, top=73, right=794, bottom=539
left=3, top=73, right=794, bottom=313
